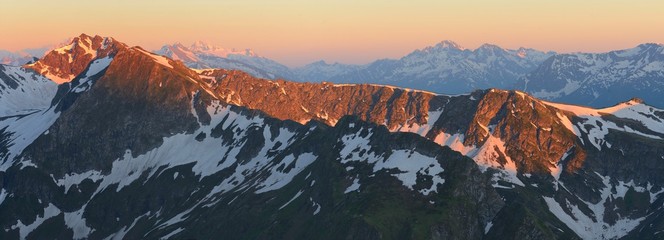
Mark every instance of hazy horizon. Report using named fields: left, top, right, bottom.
left=2, top=0, right=663, bottom=67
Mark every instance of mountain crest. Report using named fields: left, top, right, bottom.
left=25, top=33, right=127, bottom=84
left=435, top=40, right=464, bottom=50
left=190, top=40, right=216, bottom=51
left=188, top=40, right=257, bottom=57
left=477, top=43, right=502, bottom=50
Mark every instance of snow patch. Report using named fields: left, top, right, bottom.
left=0, top=189, right=7, bottom=206
left=64, top=206, right=94, bottom=239
left=279, top=190, right=304, bottom=210
left=484, top=221, right=493, bottom=234
left=255, top=153, right=317, bottom=193
left=344, top=178, right=361, bottom=194
left=55, top=170, right=103, bottom=193
left=0, top=109, right=60, bottom=171
left=545, top=173, right=651, bottom=239
left=11, top=203, right=61, bottom=239
left=374, top=150, right=445, bottom=195
left=135, top=48, right=174, bottom=69
left=160, top=227, right=184, bottom=239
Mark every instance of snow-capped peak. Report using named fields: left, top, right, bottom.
left=477, top=43, right=502, bottom=50
left=190, top=40, right=216, bottom=52
left=475, top=44, right=507, bottom=56
left=435, top=40, right=464, bottom=50
left=515, top=48, right=531, bottom=58
left=158, top=43, right=199, bottom=62
left=415, top=40, right=466, bottom=54
left=188, top=40, right=257, bottom=57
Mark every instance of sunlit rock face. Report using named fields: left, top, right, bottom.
left=25, top=34, right=127, bottom=84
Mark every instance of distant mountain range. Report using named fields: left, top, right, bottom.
left=155, top=42, right=297, bottom=80
left=0, top=39, right=75, bottom=66
left=0, top=49, right=43, bottom=66
left=325, top=41, right=554, bottom=95
left=153, top=40, right=555, bottom=96
left=2, top=34, right=664, bottom=239
left=518, top=43, right=664, bottom=108
left=149, top=40, right=663, bottom=108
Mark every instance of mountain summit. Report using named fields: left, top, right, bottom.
left=188, top=40, right=257, bottom=57
left=430, top=40, right=465, bottom=51
left=156, top=42, right=294, bottom=80
left=24, top=34, right=126, bottom=84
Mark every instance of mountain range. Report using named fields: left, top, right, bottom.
left=0, top=50, right=42, bottom=66
left=5, top=39, right=664, bottom=108
left=151, top=40, right=664, bottom=108
left=1, top=34, right=664, bottom=239
left=324, top=41, right=555, bottom=95
left=519, top=43, right=664, bottom=108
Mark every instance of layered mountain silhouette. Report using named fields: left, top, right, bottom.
left=1, top=34, right=664, bottom=239
left=519, top=43, right=664, bottom=108
left=6, top=38, right=664, bottom=108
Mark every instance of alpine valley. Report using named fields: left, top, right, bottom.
left=2, top=34, right=664, bottom=240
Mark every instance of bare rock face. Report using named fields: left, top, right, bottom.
left=467, top=90, right=586, bottom=175
left=192, top=69, right=588, bottom=177
left=24, top=34, right=127, bottom=84
left=195, top=69, right=438, bottom=129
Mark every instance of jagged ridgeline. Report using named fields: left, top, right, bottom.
left=1, top=34, right=664, bottom=239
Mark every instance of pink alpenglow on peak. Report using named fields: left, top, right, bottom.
left=189, top=40, right=257, bottom=57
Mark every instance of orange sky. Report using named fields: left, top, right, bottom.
left=1, top=0, right=663, bottom=67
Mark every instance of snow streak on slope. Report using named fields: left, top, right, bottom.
left=8, top=202, right=94, bottom=239
left=0, top=65, right=58, bottom=115
left=375, top=150, right=445, bottom=195
left=545, top=99, right=664, bottom=150
left=135, top=48, right=174, bottom=69
left=0, top=65, right=60, bottom=171
left=384, top=104, right=523, bottom=188
left=338, top=125, right=445, bottom=195
left=0, top=109, right=59, bottom=171
left=54, top=101, right=314, bottom=199
left=543, top=172, right=662, bottom=239
left=73, top=56, right=113, bottom=93
left=473, top=134, right=525, bottom=188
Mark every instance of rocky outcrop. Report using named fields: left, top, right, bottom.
left=197, top=69, right=440, bottom=129
left=24, top=34, right=127, bottom=84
